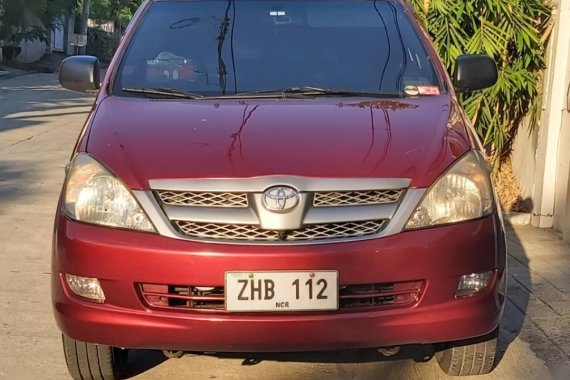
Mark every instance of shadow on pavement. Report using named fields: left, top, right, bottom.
left=0, top=74, right=91, bottom=206
left=122, top=350, right=168, bottom=379
left=0, top=162, right=34, bottom=209
left=203, top=345, right=434, bottom=365
left=121, top=346, right=434, bottom=379
left=497, top=219, right=531, bottom=364
left=0, top=75, right=92, bottom=135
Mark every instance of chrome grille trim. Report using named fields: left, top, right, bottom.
left=314, top=190, right=404, bottom=207
left=156, top=190, right=248, bottom=208
left=174, top=220, right=386, bottom=242
left=162, top=205, right=258, bottom=224
left=303, top=204, right=397, bottom=224
left=149, top=177, right=411, bottom=192
left=176, top=221, right=280, bottom=241
left=286, top=220, right=386, bottom=241
left=134, top=178, right=425, bottom=246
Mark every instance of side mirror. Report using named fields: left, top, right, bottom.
left=454, top=55, right=498, bottom=92
left=59, top=55, right=101, bottom=94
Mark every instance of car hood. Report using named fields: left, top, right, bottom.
left=86, top=95, right=472, bottom=189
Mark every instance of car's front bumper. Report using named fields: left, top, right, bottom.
left=52, top=214, right=506, bottom=352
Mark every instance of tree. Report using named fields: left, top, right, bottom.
left=78, top=0, right=92, bottom=54
left=90, top=0, right=143, bottom=29
left=408, top=0, right=552, bottom=164
left=0, top=0, right=79, bottom=47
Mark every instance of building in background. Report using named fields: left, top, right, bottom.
left=1, top=13, right=76, bottom=64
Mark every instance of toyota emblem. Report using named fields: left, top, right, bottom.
left=262, top=186, right=299, bottom=212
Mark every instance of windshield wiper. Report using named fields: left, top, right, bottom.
left=121, top=86, right=404, bottom=100
left=214, top=87, right=405, bottom=99
left=122, top=87, right=204, bottom=99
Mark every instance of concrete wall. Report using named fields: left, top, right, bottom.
left=555, top=160, right=570, bottom=242
left=549, top=1, right=570, bottom=242
left=511, top=120, right=539, bottom=202
left=14, top=38, right=46, bottom=64
left=511, top=0, right=570, bottom=242
left=556, top=106, right=570, bottom=241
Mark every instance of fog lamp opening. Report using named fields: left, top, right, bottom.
left=455, top=271, right=493, bottom=299
left=64, top=274, right=106, bottom=302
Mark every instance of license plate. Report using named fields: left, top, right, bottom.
left=225, top=271, right=338, bottom=312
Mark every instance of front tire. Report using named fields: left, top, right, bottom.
left=435, top=328, right=499, bottom=376
left=62, top=335, right=127, bottom=380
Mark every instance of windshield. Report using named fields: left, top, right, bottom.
left=114, top=0, right=442, bottom=97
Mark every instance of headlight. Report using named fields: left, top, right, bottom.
left=64, top=153, right=155, bottom=232
left=405, top=151, right=494, bottom=230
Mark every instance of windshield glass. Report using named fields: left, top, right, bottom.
left=114, top=0, right=442, bottom=97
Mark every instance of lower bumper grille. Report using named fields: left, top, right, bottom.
left=174, top=220, right=386, bottom=242
left=339, top=281, right=423, bottom=309
left=139, top=281, right=423, bottom=312
left=140, top=284, right=225, bottom=311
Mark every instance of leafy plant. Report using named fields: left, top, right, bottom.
left=85, top=0, right=143, bottom=57
left=90, top=0, right=143, bottom=29
left=0, top=0, right=78, bottom=47
left=86, top=26, right=116, bottom=62
left=409, top=0, right=552, bottom=163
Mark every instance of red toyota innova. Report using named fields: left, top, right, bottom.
left=53, top=0, right=506, bottom=378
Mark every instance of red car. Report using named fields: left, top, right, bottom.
left=54, top=0, right=505, bottom=379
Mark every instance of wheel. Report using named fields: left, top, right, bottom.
left=435, top=328, right=499, bottom=376
left=62, top=334, right=128, bottom=380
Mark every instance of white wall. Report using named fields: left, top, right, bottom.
left=51, top=16, right=65, bottom=52
left=549, top=0, right=570, bottom=242
left=556, top=103, right=570, bottom=242
left=511, top=0, right=570, bottom=242
left=14, top=38, right=46, bottom=64
left=511, top=120, right=539, bottom=202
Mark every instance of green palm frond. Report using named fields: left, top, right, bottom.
left=409, top=0, right=551, bottom=163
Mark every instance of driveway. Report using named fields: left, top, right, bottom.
left=0, top=73, right=568, bottom=380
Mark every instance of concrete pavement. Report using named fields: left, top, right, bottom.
left=0, top=73, right=568, bottom=380
left=0, top=73, right=94, bottom=380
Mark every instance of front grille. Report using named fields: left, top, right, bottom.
left=156, top=190, right=248, bottom=208
left=150, top=178, right=409, bottom=244
left=314, top=189, right=404, bottom=207
left=174, top=220, right=386, bottom=242
left=139, top=281, right=423, bottom=312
